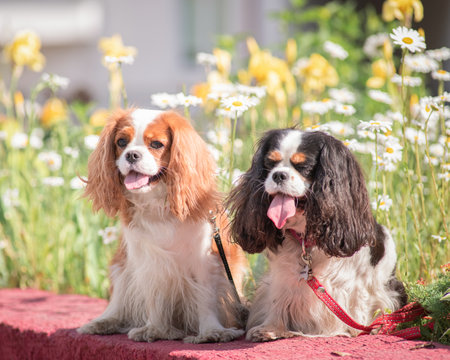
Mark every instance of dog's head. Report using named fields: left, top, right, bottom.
left=84, top=109, right=218, bottom=221
left=227, top=129, right=376, bottom=256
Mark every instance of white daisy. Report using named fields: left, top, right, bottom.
left=84, top=135, right=100, bottom=150
left=38, top=151, right=62, bottom=171
left=429, top=143, right=444, bottom=158
left=2, top=188, right=19, bottom=208
left=391, top=74, right=422, bottom=87
left=207, top=144, right=221, bottom=162
left=334, top=104, right=356, bottom=116
left=368, top=90, right=393, bottom=105
left=207, top=83, right=236, bottom=101
left=176, top=93, right=203, bottom=108
left=437, top=172, right=449, bottom=182
left=42, top=177, right=64, bottom=187
left=382, top=141, right=403, bottom=163
left=390, top=26, right=426, bottom=53
left=64, top=147, right=80, bottom=159
left=371, top=194, right=393, bottom=211
left=431, top=235, right=447, bottom=243
left=206, top=127, right=230, bottom=146
left=151, top=92, right=178, bottom=109
left=342, top=139, right=359, bottom=151
left=41, top=73, right=70, bottom=90
left=323, top=41, right=348, bottom=60
left=10, top=132, right=28, bottom=149
left=363, top=33, right=389, bottom=58
left=301, top=100, right=333, bottom=115
left=104, top=55, right=135, bottom=65
left=405, top=127, right=426, bottom=145
left=236, top=84, right=267, bottom=99
left=359, top=117, right=392, bottom=133
left=426, top=47, right=450, bottom=62
left=304, top=124, right=330, bottom=132
left=431, top=69, right=450, bottom=82
left=98, top=226, right=119, bottom=245
left=404, top=54, right=438, bottom=73
left=70, top=176, right=86, bottom=190
left=196, top=52, right=217, bottom=67
left=329, top=88, right=356, bottom=104
left=220, top=95, right=253, bottom=117
left=326, top=121, right=355, bottom=137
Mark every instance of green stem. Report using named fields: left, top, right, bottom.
left=228, top=114, right=238, bottom=190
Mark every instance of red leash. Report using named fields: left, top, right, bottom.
left=288, top=230, right=427, bottom=340
left=306, top=276, right=427, bottom=340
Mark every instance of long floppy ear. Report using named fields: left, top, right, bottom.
left=226, top=130, right=285, bottom=254
left=304, top=131, right=376, bottom=257
left=163, top=112, right=218, bottom=221
left=84, top=109, right=131, bottom=218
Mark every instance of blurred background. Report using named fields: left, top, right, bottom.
left=0, top=0, right=448, bottom=108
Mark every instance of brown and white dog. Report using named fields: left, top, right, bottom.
left=226, top=129, right=407, bottom=342
left=78, top=109, right=246, bottom=343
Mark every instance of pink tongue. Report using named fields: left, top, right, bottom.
left=267, top=194, right=297, bottom=229
left=124, top=171, right=150, bottom=190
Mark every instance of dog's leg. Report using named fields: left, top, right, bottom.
left=183, top=309, right=244, bottom=343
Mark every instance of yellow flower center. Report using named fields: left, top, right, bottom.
left=386, top=147, right=394, bottom=153
left=371, top=121, right=380, bottom=125
left=344, top=141, right=350, bottom=146
left=312, top=125, right=320, bottom=129
left=342, top=105, right=348, bottom=110
left=402, top=37, right=414, bottom=44
left=339, top=129, right=345, bottom=134
left=437, top=69, right=447, bottom=75
left=384, top=130, right=392, bottom=136
left=232, top=101, right=243, bottom=107
left=380, top=201, right=385, bottom=206
left=49, top=159, right=55, bottom=165
left=425, top=104, right=431, bottom=112
left=322, top=98, right=331, bottom=103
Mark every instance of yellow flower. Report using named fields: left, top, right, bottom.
left=98, top=34, right=137, bottom=68
left=382, top=0, right=423, bottom=23
left=89, top=108, right=110, bottom=128
left=294, top=53, right=338, bottom=95
left=247, top=39, right=296, bottom=97
left=40, top=98, right=68, bottom=128
left=366, top=59, right=395, bottom=89
left=285, top=38, right=297, bottom=65
left=3, top=30, right=45, bottom=71
left=212, top=48, right=231, bottom=77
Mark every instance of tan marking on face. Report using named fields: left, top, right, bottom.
left=114, top=125, right=134, bottom=157
left=143, top=118, right=172, bottom=169
left=268, top=150, right=282, bottom=162
left=290, top=152, right=306, bottom=164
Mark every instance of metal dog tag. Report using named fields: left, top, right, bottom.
left=299, top=265, right=309, bottom=280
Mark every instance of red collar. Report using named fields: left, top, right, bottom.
left=288, top=229, right=315, bottom=249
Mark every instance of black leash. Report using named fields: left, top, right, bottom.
left=211, top=216, right=241, bottom=304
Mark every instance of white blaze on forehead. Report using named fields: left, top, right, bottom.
left=279, top=130, right=303, bottom=161
left=131, top=109, right=163, bottom=145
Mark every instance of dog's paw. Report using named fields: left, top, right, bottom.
left=77, top=318, right=123, bottom=335
left=183, top=327, right=244, bottom=343
left=128, top=326, right=159, bottom=342
left=246, top=325, right=300, bottom=342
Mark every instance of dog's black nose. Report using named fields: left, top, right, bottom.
left=126, top=151, right=141, bottom=164
left=272, top=171, right=288, bottom=185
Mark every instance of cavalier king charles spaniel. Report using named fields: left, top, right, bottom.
left=226, top=129, right=407, bottom=342
left=78, top=109, right=247, bottom=343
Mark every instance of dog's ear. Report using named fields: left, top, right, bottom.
left=163, top=112, right=218, bottom=221
left=84, top=109, right=131, bottom=218
left=226, top=131, right=284, bottom=253
left=304, top=131, right=376, bottom=257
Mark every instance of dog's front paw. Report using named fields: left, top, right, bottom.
left=247, top=325, right=300, bottom=342
left=128, top=326, right=159, bottom=342
left=183, top=327, right=244, bottom=343
left=77, top=318, right=124, bottom=335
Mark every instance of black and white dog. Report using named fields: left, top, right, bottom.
left=226, top=129, right=407, bottom=342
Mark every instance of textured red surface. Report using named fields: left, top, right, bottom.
left=0, top=288, right=449, bottom=360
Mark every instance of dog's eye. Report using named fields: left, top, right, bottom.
left=150, top=141, right=164, bottom=149
left=117, top=138, right=128, bottom=148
